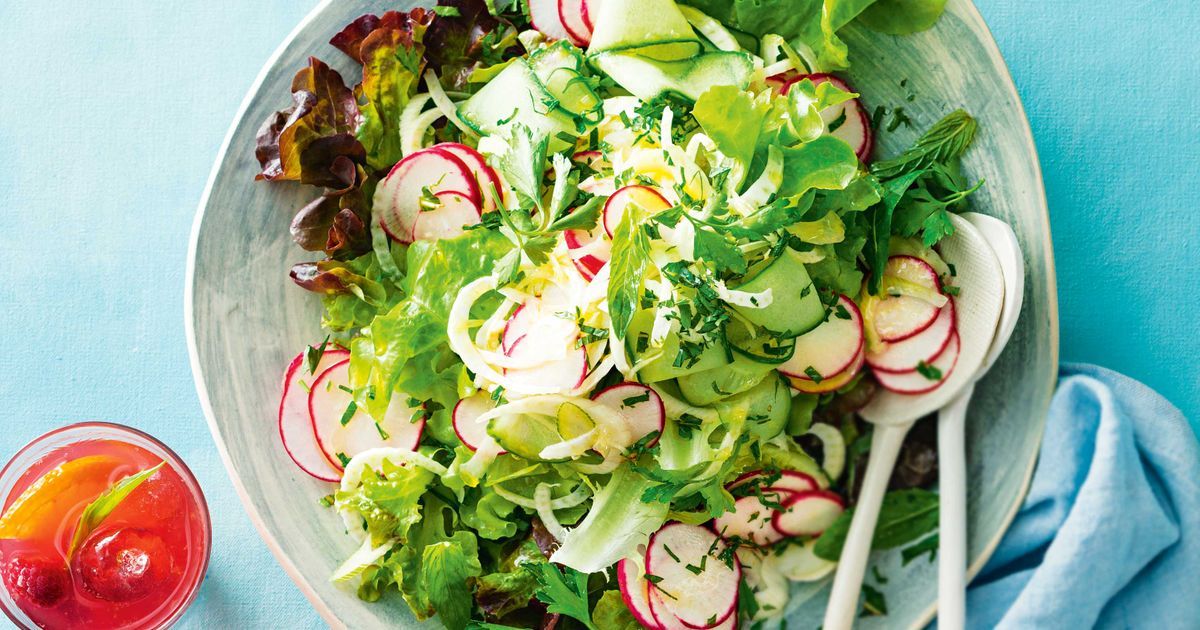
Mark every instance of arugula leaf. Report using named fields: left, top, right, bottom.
left=813, top=488, right=939, bottom=560
left=607, top=208, right=652, bottom=344
left=68, top=462, right=164, bottom=557
left=870, top=110, right=978, bottom=179
left=529, top=563, right=597, bottom=630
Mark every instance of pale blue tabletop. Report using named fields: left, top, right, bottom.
left=0, top=1, right=1196, bottom=627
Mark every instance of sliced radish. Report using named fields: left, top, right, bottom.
left=452, top=392, right=504, bottom=453
left=713, top=491, right=797, bottom=547
left=873, top=256, right=943, bottom=342
left=782, top=73, right=874, bottom=162
left=375, top=148, right=480, bottom=243
left=529, top=0, right=574, bottom=41
left=646, top=523, right=740, bottom=629
left=618, top=559, right=661, bottom=630
left=504, top=344, right=589, bottom=391
left=278, top=345, right=348, bottom=482
left=592, top=382, right=665, bottom=447
left=779, top=295, right=864, bottom=380
left=874, top=330, right=960, bottom=395
left=580, top=0, right=595, bottom=30
left=558, top=0, right=592, bottom=46
left=572, top=150, right=605, bottom=167
left=771, top=490, right=845, bottom=537
left=436, top=142, right=504, bottom=213
left=309, top=359, right=425, bottom=469
left=501, top=286, right=574, bottom=353
left=788, top=348, right=864, bottom=395
left=603, top=185, right=672, bottom=238
left=866, top=297, right=956, bottom=373
left=564, top=226, right=610, bottom=280
left=728, top=469, right=819, bottom=495
left=648, top=589, right=691, bottom=630
left=410, top=190, right=481, bottom=241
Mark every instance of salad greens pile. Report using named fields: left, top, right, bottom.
left=256, top=0, right=982, bottom=627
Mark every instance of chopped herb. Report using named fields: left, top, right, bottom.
left=901, top=533, right=939, bottom=565
left=887, top=107, right=913, bottom=132
left=834, top=303, right=852, bottom=320
left=915, top=360, right=943, bottom=381
left=710, top=382, right=731, bottom=396
left=622, top=391, right=651, bottom=407
left=418, top=185, right=443, bottom=212
left=336, top=452, right=351, bottom=467
left=943, top=284, right=961, bottom=296
left=861, top=582, right=888, bottom=616
left=374, top=421, right=390, bottom=441
left=318, top=494, right=335, bottom=507
left=339, top=400, right=358, bottom=426
left=663, top=544, right=681, bottom=563
left=305, top=337, right=330, bottom=375
left=491, top=387, right=505, bottom=402
left=338, top=384, right=354, bottom=394
left=872, top=565, right=888, bottom=584
left=804, top=366, right=824, bottom=383
left=827, top=109, right=848, bottom=133
left=676, top=413, right=704, bottom=438
left=685, top=554, right=708, bottom=575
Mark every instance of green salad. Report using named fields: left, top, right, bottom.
left=260, top=0, right=980, bottom=627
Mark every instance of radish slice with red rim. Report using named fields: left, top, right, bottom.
left=452, top=392, right=504, bottom=453
left=529, top=0, right=574, bottom=41
left=779, top=294, right=864, bottom=380
left=645, top=523, right=740, bottom=629
left=564, top=225, right=611, bottom=281
left=410, top=190, right=481, bottom=241
left=713, top=491, right=797, bottom=547
left=873, top=256, right=944, bottom=342
left=781, top=73, right=874, bottom=162
left=866, top=297, right=956, bottom=373
left=617, top=558, right=661, bottom=630
left=603, top=185, right=672, bottom=238
left=771, top=490, right=845, bottom=537
left=727, top=469, right=819, bottom=494
left=592, top=382, right=665, bottom=447
left=558, top=0, right=592, bottom=46
left=375, top=147, right=479, bottom=243
left=278, top=345, right=347, bottom=481
left=787, top=348, right=864, bottom=395
left=435, top=142, right=504, bottom=213
left=874, top=330, right=960, bottom=395
left=648, top=589, right=690, bottom=630
left=309, top=359, right=425, bottom=469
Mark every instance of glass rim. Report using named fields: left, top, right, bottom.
left=0, top=421, right=212, bottom=630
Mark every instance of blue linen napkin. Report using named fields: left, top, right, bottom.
left=965, top=364, right=1200, bottom=628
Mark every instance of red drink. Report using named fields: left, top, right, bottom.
left=0, top=423, right=210, bottom=629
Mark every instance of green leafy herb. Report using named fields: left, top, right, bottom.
left=306, top=336, right=331, bottom=374
left=803, top=366, right=824, bottom=383
left=915, top=360, right=943, bottom=381
left=871, top=110, right=978, bottom=179
left=530, top=563, right=598, bottom=630
left=607, top=209, right=652, bottom=344
left=69, top=462, right=165, bottom=557
left=340, top=400, right=359, bottom=426
left=814, top=489, right=939, bottom=560
left=622, top=391, right=651, bottom=407
left=901, top=532, right=939, bottom=565
left=861, top=582, right=888, bottom=616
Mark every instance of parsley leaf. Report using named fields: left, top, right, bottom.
left=529, top=563, right=598, bottom=630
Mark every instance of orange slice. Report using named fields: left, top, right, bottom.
left=0, top=455, right=120, bottom=540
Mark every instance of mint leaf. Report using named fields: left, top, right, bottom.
left=813, top=489, right=939, bottom=561
left=871, top=110, right=978, bottom=179
left=69, top=461, right=165, bottom=557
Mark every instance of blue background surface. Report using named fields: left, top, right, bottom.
left=0, top=0, right=1195, bottom=626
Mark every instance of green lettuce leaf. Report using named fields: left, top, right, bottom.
left=354, top=12, right=428, bottom=171
left=779, top=135, right=862, bottom=198
left=856, top=0, right=947, bottom=35
left=592, top=590, right=642, bottom=630
left=549, top=465, right=669, bottom=573
left=334, top=457, right=435, bottom=546
left=693, top=85, right=770, bottom=177
left=349, top=229, right=511, bottom=440
left=474, top=538, right=547, bottom=620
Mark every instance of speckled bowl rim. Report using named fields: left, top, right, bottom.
left=184, top=1, right=1059, bottom=627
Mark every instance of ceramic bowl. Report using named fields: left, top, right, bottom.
left=186, top=0, right=1058, bottom=627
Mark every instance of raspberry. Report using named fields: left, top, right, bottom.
left=73, top=527, right=171, bottom=602
left=2, top=555, right=69, bottom=607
